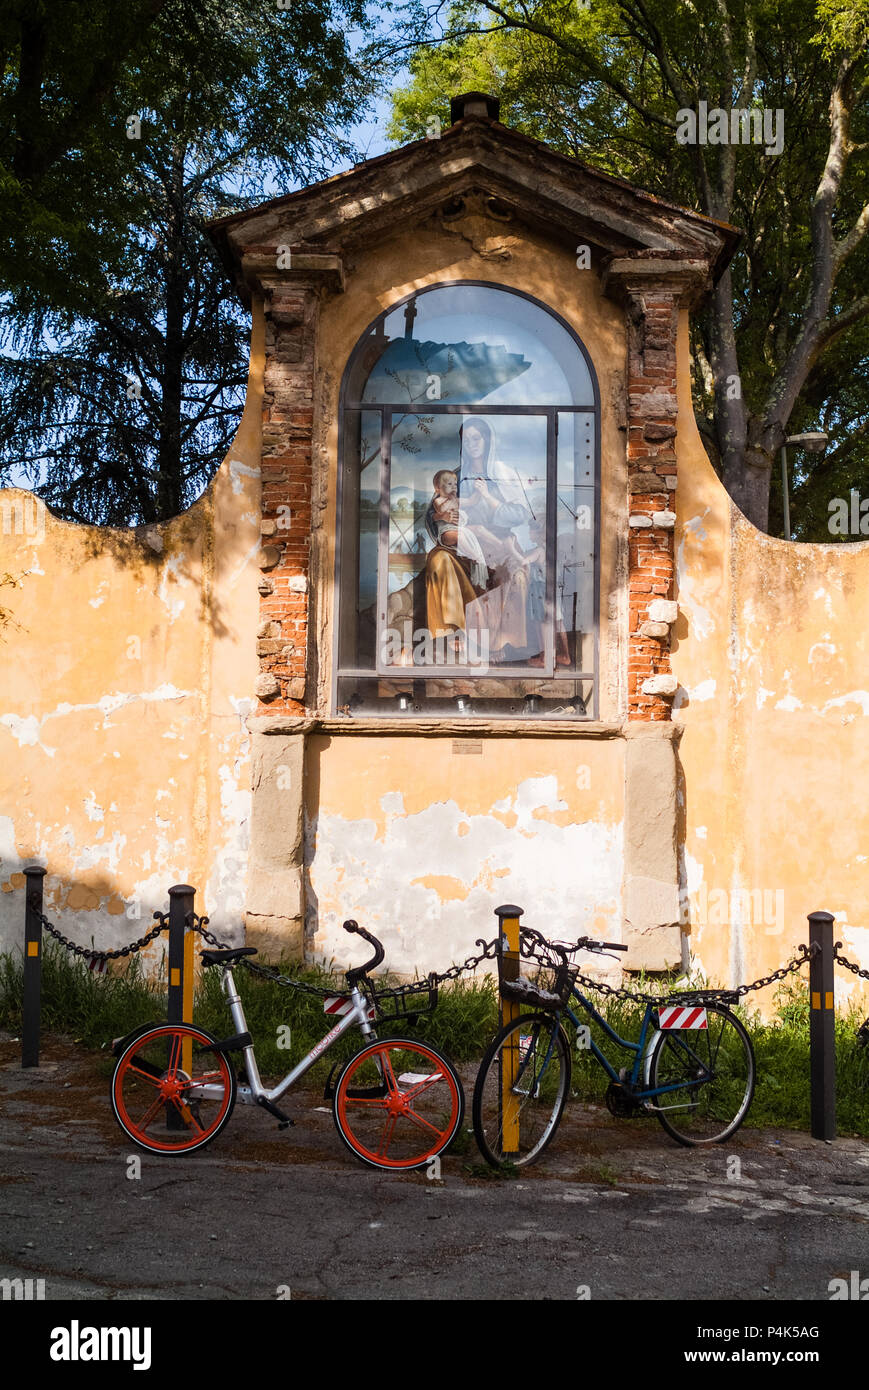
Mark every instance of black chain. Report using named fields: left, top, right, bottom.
left=833, top=943, right=869, bottom=983
left=38, top=911, right=166, bottom=964
left=30, top=905, right=862, bottom=1009
left=520, top=931, right=818, bottom=1006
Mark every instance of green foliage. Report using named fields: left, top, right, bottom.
left=0, top=0, right=376, bottom=523
left=386, top=0, right=869, bottom=537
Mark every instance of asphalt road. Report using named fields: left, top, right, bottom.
left=2, top=1034, right=868, bottom=1303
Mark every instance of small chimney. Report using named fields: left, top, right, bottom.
left=450, top=92, right=500, bottom=125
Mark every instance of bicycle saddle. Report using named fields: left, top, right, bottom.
left=200, top=947, right=258, bottom=966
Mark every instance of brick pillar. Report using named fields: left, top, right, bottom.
left=604, top=258, right=709, bottom=723
left=625, top=288, right=679, bottom=721
left=256, top=285, right=319, bottom=716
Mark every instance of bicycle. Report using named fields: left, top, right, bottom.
left=110, top=919, right=465, bottom=1170
left=472, top=925, right=756, bottom=1169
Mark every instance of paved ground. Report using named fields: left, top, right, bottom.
left=1, top=1031, right=868, bottom=1302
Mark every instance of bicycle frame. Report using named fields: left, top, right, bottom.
left=197, top=967, right=377, bottom=1106
left=555, top=986, right=716, bottom=1106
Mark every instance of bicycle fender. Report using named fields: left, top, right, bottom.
left=110, top=1021, right=167, bottom=1058
left=642, top=1030, right=661, bottom=1088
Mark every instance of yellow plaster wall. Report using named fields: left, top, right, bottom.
left=673, top=311, right=869, bottom=1011
left=0, top=306, right=266, bottom=957
left=305, top=733, right=625, bottom=974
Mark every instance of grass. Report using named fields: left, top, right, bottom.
left=1, top=945, right=867, bottom=1135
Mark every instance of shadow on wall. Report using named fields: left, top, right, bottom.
left=0, top=483, right=242, bottom=646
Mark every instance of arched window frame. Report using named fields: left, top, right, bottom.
left=333, top=281, right=601, bottom=719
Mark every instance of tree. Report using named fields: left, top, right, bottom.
left=384, top=0, right=869, bottom=536
left=0, top=0, right=375, bottom=523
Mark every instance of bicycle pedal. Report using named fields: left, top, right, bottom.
left=256, top=1095, right=295, bottom=1128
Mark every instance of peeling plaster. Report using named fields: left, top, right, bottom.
left=822, top=691, right=869, bottom=717
left=308, top=777, right=623, bottom=977
left=687, top=679, right=716, bottom=702
left=0, top=685, right=195, bottom=757
left=157, top=552, right=187, bottom=622
left=229, top=458, right=261, bottom=495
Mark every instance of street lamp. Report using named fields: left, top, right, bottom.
left=781, top=432, right=828, bottom=540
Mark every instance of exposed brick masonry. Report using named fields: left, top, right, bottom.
left=256, top=286, right=319, bottom=715
left=624, top=289, right=679, bottom=721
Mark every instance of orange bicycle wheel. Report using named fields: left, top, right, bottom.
left=333, top=1038, right=464, bottom=1170
left=111, top=1024, right=236, bottom=1154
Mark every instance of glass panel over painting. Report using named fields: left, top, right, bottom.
left=381, top=413, right=548, bottom=675
left=351, top=285, right=594, bottom=409
left=337, top=285, right=597, bottom=719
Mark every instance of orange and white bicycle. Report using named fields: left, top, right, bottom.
left=109, top=920, right=464, bottom=1170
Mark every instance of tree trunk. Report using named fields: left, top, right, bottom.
left=157, top=146, right=185, bottom=520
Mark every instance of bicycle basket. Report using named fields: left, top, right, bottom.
left=498, top=933, right=576, bottom=1013
left=369, top=973, right=439, bottom=1024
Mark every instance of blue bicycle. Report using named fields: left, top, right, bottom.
left=472, top=925, right=756, bottom=1168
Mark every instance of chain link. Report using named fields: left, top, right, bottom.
left=38, top=911, right=166, bottom=964
left=27, top=906, right=866, bottom=1008
left=520, top=932, right=819, bottom=1006
left=833, top=942, right=869, bottom=982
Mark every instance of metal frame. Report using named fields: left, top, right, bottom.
left=332, top=281, right=602, bottom=719
left=196, top=967, right=377, bottom=1106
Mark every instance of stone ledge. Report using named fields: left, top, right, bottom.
left=247, top=715, right=625, bottom=738
left=246, top=715, right=684, bottom=740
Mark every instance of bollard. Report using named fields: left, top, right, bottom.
left=22, top=866, right=47, bottom=1068
left=808, top=910, right=836, bottom=1142
left=495, top=904, right=523, bottom=1157
left=167, top=884, right=196, bottom=1126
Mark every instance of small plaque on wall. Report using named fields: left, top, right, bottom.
left=452, top=740, right=483, bottom=756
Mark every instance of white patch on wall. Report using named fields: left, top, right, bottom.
left=687, top=679, right=716, bottom=703
left=83, top=792, right=104, bottom=822
left=229, top=458, right=260, bottom=495
left=808, top=642, right=836, bottom=665
left=675, top=513, right=714, bottom=640
left=696, top=826, right=707, bottom=840
left=822, top=691, right=869, bottom=717
left=812, top=586, right=835, bottom=619
left=774, top=694, right=803, bottom=712
left=307, top=779, right=623, bottom=978
left=158, top=553, right=187, bottom=622
left=204, top=747, right=251, bottom=937
left=0, top=685, right=194, bottom=757
left=0, top=815, right=20, bottom=875
left=756, top=688, right=774, bottom=709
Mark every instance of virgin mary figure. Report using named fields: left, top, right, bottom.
left=424, top=417, right=543, bottom=662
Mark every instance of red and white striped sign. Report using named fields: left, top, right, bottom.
left=657, top=1005, right=708, bottom=1030
left=323, top=995, right=375, bottom=1021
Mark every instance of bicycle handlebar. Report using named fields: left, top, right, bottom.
left=343, top=918, right=386, bottom=983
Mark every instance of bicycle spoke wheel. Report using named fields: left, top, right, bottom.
left=648, top=1005, right=755, bottom=1146
left=111, top=1025, right=237, bottom=1154
left=333, top=1038, right=464, bottom=1170
left=472, top=1012, right=571, bottom=1170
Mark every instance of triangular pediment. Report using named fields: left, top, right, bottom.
left=210, top=113, right=739, bottom=302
